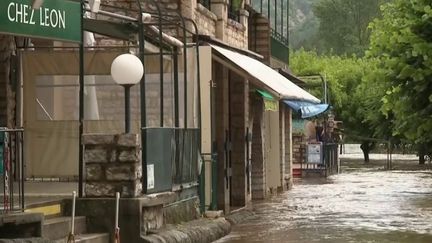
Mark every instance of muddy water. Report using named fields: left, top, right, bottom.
left=216, top=163, right=432, bottom=243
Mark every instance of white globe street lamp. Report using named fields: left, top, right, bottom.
left=111, top=54, right=144, bottom=133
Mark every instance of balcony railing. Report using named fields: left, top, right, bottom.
left=143, top=128, right=200, bottom=194
left=1, top=128, right=25, bottom=214
left=271, top=28, right=289, bottom=64
left=324, top=143, right=339, bottom=176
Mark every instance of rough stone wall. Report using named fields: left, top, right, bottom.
left=195, top=4, right=217, bottom=37
left=193, top=0, right=249, bottom=48
left=229, top=72, right=248, bottom=207
left=83, top=134, right=142, bottom=198
left=292, top=133, right=306, bottom=164
left=251, top=96, right=265, bottom=199
left=248, top=13, right=270, bottom=65
left=142, top=205, right=164, bottom=233
left=163, top=196, right=200, bottom=225
left=225, top=20, right=248, bottom=49
left=0, top=35, right=16, bottom=128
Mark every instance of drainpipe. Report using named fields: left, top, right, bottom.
left=78, top=0, right=85, bottom=198
left=137, top=0, right=147, bottom=194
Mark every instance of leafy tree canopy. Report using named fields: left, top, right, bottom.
left=368, top=0, right=432, bottom=146
left=289, top=50, right=388, bottom=139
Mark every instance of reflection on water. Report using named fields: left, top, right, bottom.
left=216, top=165, right=432, bottom=243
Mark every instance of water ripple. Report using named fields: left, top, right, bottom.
left=217, top=164, right=432, bottom=243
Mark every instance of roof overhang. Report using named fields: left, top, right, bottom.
left=284, top=100, right=329, bottom=118
left=209, top=44, right=320, bottom=103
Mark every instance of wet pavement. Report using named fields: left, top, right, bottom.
left=216, top=154, right=432, bottom=243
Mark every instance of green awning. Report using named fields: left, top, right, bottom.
left=83, top=19, right=137, bottom=40
left=256, top=89, right=278, bottom=111
left=256, top=89, right=274, bottom=100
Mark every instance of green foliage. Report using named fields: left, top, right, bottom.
left=368, top=0, right=432, bottom=146
left=290, top=50, right=392, bottom=140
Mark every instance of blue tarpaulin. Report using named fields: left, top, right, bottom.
left=283, top=100, right=329, bottom=118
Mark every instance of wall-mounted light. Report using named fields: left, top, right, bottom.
left=31, top=0, right=44, bottom=9
left=111, top=54, right=144, bottom=133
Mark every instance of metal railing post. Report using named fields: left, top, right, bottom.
left=78, top=0, right=85, bottom=198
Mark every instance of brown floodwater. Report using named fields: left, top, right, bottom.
left=216, top=161, right=432, bottom=243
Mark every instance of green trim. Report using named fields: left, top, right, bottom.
left=198, top=153, right=206, bottom=213
left=271, top=30, right=289, bottom=64
left=0, top=0, right=82, bottom=43
left=256, top=89, right=274, bottom=100
left=83, top=19, right=136, bottom=40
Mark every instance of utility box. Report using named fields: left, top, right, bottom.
left=306, top=143, right=323, bottom=164
left=145, top=128, right=174, bottom=193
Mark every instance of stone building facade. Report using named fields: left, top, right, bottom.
left=0, top=1, right=308, bottom=241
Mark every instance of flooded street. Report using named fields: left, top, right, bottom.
left=217, top=156, right=432, bottom=243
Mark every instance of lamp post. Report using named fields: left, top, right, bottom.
left=111, top=54, right=144, bottom=133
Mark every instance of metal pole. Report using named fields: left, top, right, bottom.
left=173, top=48, right=179, bottom=127
left=183, top=39, right=188, bottom=130
left=287, top=0, right=290, bottom=64
left=281, top=0, right=284, bottom=35
left=20, top=131, right=24, bottom=211
left=115, top=192, right=120, bottom=233
left=67, top=191, right=76, bottom=243
left=324, top=73, right=327, bottom=104
left=159, top=10, right=164, bottom=128
left=260, top=0, right=263, bottom=13
left=137, top=0, right=147, bottom=194
left=71, top=191, right=76, bottom=234
left=211, top=152, right=217, bottom=210
left=275, top=0, right=277, bottom=30
left=386, top=141, right=390, bottom=169
left=267, top=0, right=270, bottom=21
left=173, top=48, right=180, bottom=184
left=78, top=0, right=85, bottom=198
left=124, top=85, right=131, bottom=134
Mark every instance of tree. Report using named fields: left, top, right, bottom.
left=290, top=49, right=371, bottom=130
left=313, top=0, right=387, bottom=55
left=368, top=0, right=432, bottom=164
left=290, top=49, right=395, bottom=162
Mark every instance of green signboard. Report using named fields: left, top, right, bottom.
left=0, top=0, right=81, bottom=43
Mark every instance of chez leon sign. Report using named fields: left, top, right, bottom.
left=0, top=0, right=81, bottom=43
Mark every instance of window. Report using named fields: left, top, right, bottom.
left=228, top=0, right=242, bottom=22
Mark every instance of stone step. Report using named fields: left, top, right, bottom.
left=53, top=233, right=110, bottom=243
left=43, top=216, right=86, bottom=240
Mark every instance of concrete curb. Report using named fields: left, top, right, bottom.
left=0, top=238, right=51, bottom=243
left=135, top=208, right=256, bottom=243
left=142, top=217, right=231, bottom=243
left=225, top=209, right=255, bottom=225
